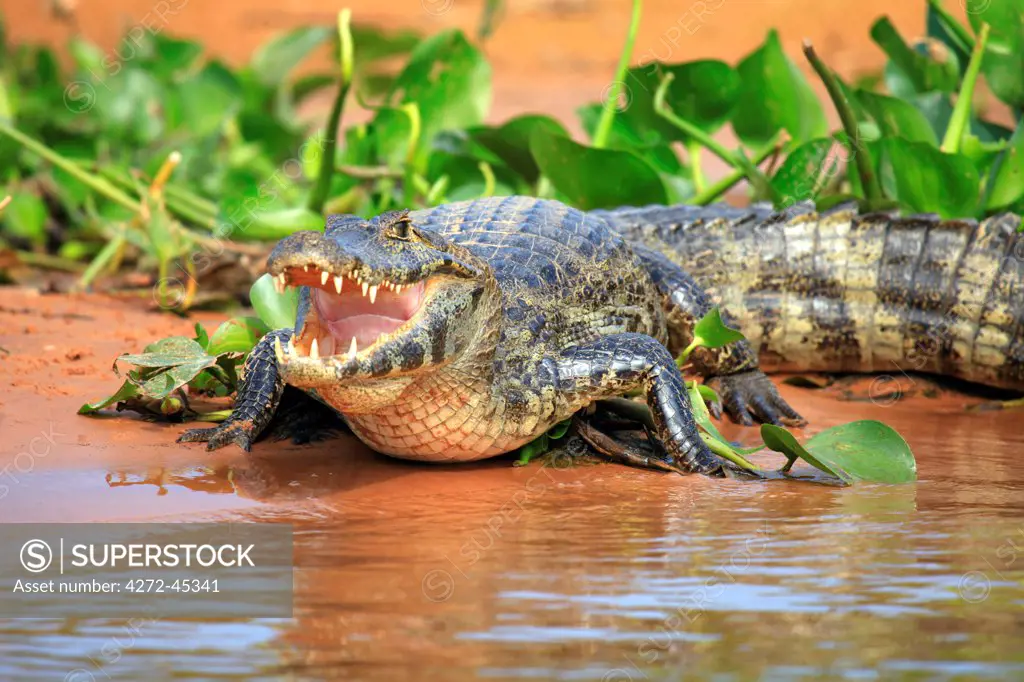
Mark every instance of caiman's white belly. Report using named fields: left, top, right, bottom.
left=314, top=374, right=563, bottom=463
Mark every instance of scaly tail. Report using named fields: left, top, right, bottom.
left=597, top=202, right=1024, bottom=391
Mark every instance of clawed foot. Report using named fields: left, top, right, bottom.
left=705, top=371, right=806, bottom=427
left=177, top=421, right=255, bottom=452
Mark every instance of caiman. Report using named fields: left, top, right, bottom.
left=179, top=196, right=1024, bottom=475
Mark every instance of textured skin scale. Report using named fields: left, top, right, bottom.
left=597, top=201, right=1024, bottom=389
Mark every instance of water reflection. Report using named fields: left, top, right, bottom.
left=2, top=391, right=1023, bottom=680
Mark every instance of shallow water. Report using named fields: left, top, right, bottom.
left=2, top=291, right=1023, bottom=681
left=2, top=392, right=1023, bottom=681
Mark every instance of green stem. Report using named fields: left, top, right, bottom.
left=195, top=409, right=233, bottom=423
left=14, top=250, right=87, bottom=272
left=941, top=23, right=990, bottom=154
left=0, top=122, right=140, bottom=212
left=593, top=0, right=642, bottom=149
left=478, top=161, right=496, bottom=198
left=803, top=40, right=883, bottom=205
left=78, top=229, right=126, bottom=289
left=700, top=432, right=762, bottom=473
left=926, top=0, right=975, bottom=55
left=307, top=9, right=354, bottom=214
left=687, top=140, right=706, bottom=193
left=690, top=131, right=785, bottom=205
left=655, top=73, right=774, bottom=199
left=675, top=339, right=700, bottom=368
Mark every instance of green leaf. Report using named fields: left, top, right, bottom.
left=966, top=0, right=1024, bottom=108
left=78, top=378, right=141, bottom=415
left=547, top=419, right=572, bottom=440
left=389, top=30, right=492, bottom=166
left=986, top=124, right=1024, bottom=211
left=771, top=138, right=839, bottom=205
left=251, top=273, right=300, bottom=330
left=696, top=384, right=720, bottom=405
left=871, top=18, right=959, bottom=95
left=146, top=34, right=203, bottom=79
left=693, top=307, right=746, bottom=348
left=177, top=62, right=242, bottom=138
left=470, top=115, right=569, bottom=184
left=687, top=381, right=728, bottom=444
left=529, top=128, right=668, bottom=210
left=762, top=421, right=916, bottom=484
left=1, top=191, right=47, bottom=245
left=879, top=138, right=979, bottom=217
left=857, top=90, right=940, bottom=145
left=614, top=60, right=739, bottom=146
left=250, top=26, right=333, bottom=88
left=119, top=336, right=211, bottom=368
left=219, top=207, right=324, bottom=241
left=206, top=317, right=271, bottom=356
left=733, top=30, right=828, bottom=147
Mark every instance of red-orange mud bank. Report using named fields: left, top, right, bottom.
left=1, top=286, right=1021, bottom=525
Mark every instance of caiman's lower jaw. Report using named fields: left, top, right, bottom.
left=269, top=264, right=429, bottom=367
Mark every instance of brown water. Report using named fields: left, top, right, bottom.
left=2, top=290, right=1024, bottom=680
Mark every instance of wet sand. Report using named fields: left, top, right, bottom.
left=1, top=287, right=1022, bottom=680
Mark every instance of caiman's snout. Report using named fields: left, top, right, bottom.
left=262, top=210, right=492, bottom=392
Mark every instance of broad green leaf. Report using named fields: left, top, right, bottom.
left=764, top=421, right=917, bottom=484
left=177, top=62, right=242, bottom=138
left=966, top=0, right=1024, bottom=108
left=547, top=419, right=572, bottom=440
left=119, top=336, right=211, bottom=368
left=612, top=60, right=740, bottom=146
left=771, top=138, right=839, bottom=205
left=220, top=207, right=323, bottom=241
left=693, top=307, right=746, bottom=348
left=871, top=18, right=959, bottom=95
left=986, top=124, right=1024, bottom=211
left=696, top=384, right=720, bottom=405
left=879, top=138, right=979, bottom=217
left=251, top=273, right=300, bottom=330
left=137, top=362, right=215, bottom=400
left=92, top=68, right=164, bottom=144
left=470, top=115, right=570, bottom=183
left=733, top=30, right=828, bottom=147
left=206, top=317, right=271, bottom=356
left=250, top=26, right=333, bottom=88
left=77, top=377, right=141, bottom=415
left=856, top=90, right=939, bottom=145
left=529, top=129, right=668, bottom=210
left=576, top=104, right=688, bottom=178
left=146, top=34, right=203, bottom=80
left=688, top=381, right=728, bottom=443
left=2, top=191, right=47, bottom=245
left=389, top=30, right=491, bottom=166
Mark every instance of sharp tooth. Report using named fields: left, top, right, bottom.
left=361, top=282, right=369, bottom=297
left=369, top=285, right=378, bottom=304
left=349, top=336, right=358, bottom=357
left=334, top=275, right=343, bottom=294
left=309, top=337, right=319, bottom=359
left=303, top=264, right=309, bottom=272
left=287, top=337, right=298, bottom=357
left=274, top=337, right=285, bottom=364
left=320, top=271, right=329, bottom=286
left=395, top=284, right=403, bottom=294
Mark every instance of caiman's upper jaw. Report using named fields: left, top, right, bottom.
left=269, top=261, right=430, bottom=364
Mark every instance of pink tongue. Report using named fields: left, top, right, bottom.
left=326, top=315, right=405, bottom=349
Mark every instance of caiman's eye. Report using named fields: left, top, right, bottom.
left=379, top=210, right=414, bottom=241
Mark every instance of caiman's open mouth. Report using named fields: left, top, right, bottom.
left=270, top=265, right=429, bottom=363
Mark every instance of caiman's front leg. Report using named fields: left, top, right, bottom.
left=178, top=329, right=292, bottom=451
left=634, top=246, right=805, bottom=427
left=556, top=333, right=721, bottom=474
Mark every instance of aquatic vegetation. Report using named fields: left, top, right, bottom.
left=13, top=0, right=1017, bottom=484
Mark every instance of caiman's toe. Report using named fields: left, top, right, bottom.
left=706, top=371, right=806, bottom=428
left=177, top=423, right=254, bottom=452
